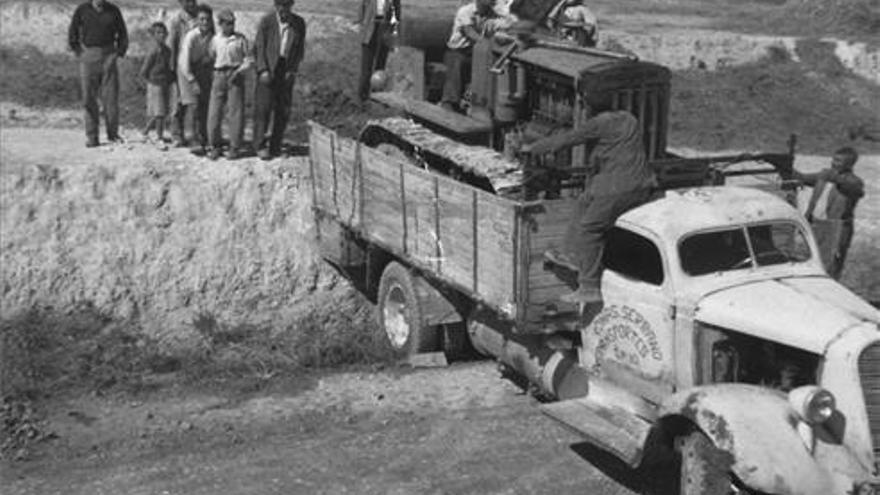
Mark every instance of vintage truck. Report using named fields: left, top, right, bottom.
left=309, top=118, right=880, bottom=494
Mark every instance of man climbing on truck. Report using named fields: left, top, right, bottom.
left=522, top=92, right=657, bottom=305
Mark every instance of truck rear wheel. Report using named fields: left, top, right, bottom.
left=676, top=431, right=739, bottom=495
left=376, top=262, right=439, bottom=358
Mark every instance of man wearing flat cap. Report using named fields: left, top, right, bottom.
left=253, top=0, right=306, bottom=160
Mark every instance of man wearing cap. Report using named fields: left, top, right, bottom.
left=356, top=0, right=400, bottom=102
left=206, top=9, right=252, bottom=160
left=547, top=0, right=597, bottom=47
left=521, top=93, right=656, bottom=305
left=253, top=0, right=306, bottom=160
left=68, top=0, right=129, bottom=147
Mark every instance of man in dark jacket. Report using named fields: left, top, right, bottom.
left=522, top=92, right=656, bottom=305
left=68, top=0, right=128, bottom=147
left=356, top=0, right=400, bottom=101
left=252, top=0, right=306, bottom=160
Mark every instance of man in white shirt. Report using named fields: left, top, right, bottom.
left=168, top=0, right=199, bottom=146
left=205, top=9, right=252, bottom=160
left=440, top=0, right=509, bottom=112
left=178, top=4, right=214, bottom=152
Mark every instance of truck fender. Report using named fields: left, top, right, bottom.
left=659, top=384, right=837, bottom=495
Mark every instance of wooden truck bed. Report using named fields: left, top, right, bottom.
left=309, top=121, right=581, bottom=330
left=308, top=121, right=794, bottom=332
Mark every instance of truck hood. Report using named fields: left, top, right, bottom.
left=694, top=277, right=880, bottom=354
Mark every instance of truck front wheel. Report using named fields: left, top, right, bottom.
left=677, top=431, right=740, bottom=495
left=376, top=262, right=439, bottom=359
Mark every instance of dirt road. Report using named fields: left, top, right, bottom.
left=3, top=362, right=663, bottom=495
left=2, top=127, right=877, bottom=494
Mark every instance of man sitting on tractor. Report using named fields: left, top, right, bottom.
left=522, top=92, right=657, bottom=306
left=547, top=0, right=597, bottom=47
left=439, top=0, right=514, bottom=113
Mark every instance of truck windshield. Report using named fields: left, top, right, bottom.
left=680, top=222, right=812, bottom=276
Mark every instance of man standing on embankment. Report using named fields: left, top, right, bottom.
left=68, top=0, right=129, bottom=148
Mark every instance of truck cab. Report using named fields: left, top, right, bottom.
left=545, top=186, right=880, bottom=494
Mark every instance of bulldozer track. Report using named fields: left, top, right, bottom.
left=360, top=117, right=525, bottom=197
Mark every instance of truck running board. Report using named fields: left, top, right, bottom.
left=541, top=396, right=653, bottom=467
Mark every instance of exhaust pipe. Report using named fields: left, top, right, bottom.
left=469, top=318, right=589, bottom=400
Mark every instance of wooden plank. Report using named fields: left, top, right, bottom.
left=472, top=190, right=479, bottom=292
left=370, top=93, right=493, bottom=137
left=399, top=161, right=408, bottom=254
left=330, top=133, right=339, bottom=216
left=476, top=198, right=516, bottom=310
left=310, top=127, right=334, bottom=210
left=308, top=125, right=322, bottom=239
left=434, top=176, right=441, bottom=274
left=361, top=150, right=406, bottom=251
left=659, top=83, right=670, bottom=155
left=402, top=171, right=435, bottom=262
left=438, top=179, right=475, bottom=291
left=649, top=89, right=659, bottom=162
left=357, top=143, right=365, bottom=228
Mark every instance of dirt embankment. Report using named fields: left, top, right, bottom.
left=0, top=129, right=369, bottom=352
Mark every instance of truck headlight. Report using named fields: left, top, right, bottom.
left=789, top=385, right=836, bottom=424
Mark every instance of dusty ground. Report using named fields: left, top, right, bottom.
left=1, top=132, right=877, bottom=495
left=3, top=361, right=679, bottom=495
left=1, top=0, right=879, bottom=493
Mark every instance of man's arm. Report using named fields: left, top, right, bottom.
left=462, top=24, right=482, bottom=43
left=114, top=6, right=128, bottom=57
left=355, top=0, right=367, bottom=25
left=524, top=115, right=607, bottom=155
left=290, top=16, right=306, bottom=73
left=169, top=17, right=182, bottom=72
left=179, top=31, right=195, bottom=81
left=68, top=5, right=82, bottom=55
left=139, top=50, right=154, bottom=81
left=253, top=16, right=269, bottom=76
left=803, top=176, right=827, bottom=222
left=233, top=36, right=253, bottom=77
left=793, top=168, right=827, bottom=187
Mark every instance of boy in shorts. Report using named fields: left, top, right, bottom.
left=139, top=22, right=174, bottom=149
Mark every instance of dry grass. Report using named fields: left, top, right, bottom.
left=669, top=48, right=880, bottom=153
left=770, top=0, right=880, bottom=39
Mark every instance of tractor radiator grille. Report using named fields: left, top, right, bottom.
left=610, top=84, right=668, bottom=161
left=859, top=343, right=880, bottom=457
